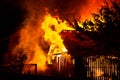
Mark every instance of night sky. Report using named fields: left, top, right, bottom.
left=0, top=0, right=25, bottom=64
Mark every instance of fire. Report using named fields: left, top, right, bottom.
left=42, top=13, right=74, bottom=45
left=40, top=13, right=75, bottom=76
left=94, top=68, right=104, bottom=77
left=41, top=13, right=74, bottom=64
left=4, top=0, right=120, bottom=77
left=11, top=16, right=47, bottom=72
left=10, top=11, right=74, bottom=74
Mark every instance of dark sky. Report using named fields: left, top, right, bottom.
left=0, top=0, right=25, bottom=64
left=0, top=0, right=25, bottom=39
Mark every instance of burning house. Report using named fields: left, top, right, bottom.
left=1, top=0, right=120, bottom=80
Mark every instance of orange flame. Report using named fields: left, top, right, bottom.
left=42, top=13, right=74, bottom=52
left=42, top=13, right=74, bottom=65
left=12, top=16, right=47, bottom=72
left=10, top=11, right=74, bottom=74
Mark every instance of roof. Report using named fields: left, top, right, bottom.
left=60, top=30, right=96, bottom=57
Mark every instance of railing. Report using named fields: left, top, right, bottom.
left=83, top=56, right=120, bottom=80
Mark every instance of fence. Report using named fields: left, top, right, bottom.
left=83, top=56, right=120, bottom=80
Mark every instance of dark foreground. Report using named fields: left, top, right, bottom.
left=0, top=73, right=76, bottom=80
left=0, top=68, right=120, bottom=80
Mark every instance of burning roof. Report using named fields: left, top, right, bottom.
left=60, top=30, right=120, bottom=56
left=60, top=30, right=96, bottom=57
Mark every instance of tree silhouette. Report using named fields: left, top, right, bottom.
left=81, top=1, right=120, bottom=55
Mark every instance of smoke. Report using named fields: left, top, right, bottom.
left=43, top=0, right=88, bottom=20
left=21, top=0, right=120, bottom=21
left=6, top=0, right=120, bottom=73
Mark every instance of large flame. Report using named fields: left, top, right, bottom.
left=12, top=18, right=47, bottom=72
left=7, top=0, right=120, bottom=75
left=42, top=13, right=74, bottom=53
left=42, top=13, right=74, bottom=66
left=10, top=11, right=74, bottom=74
